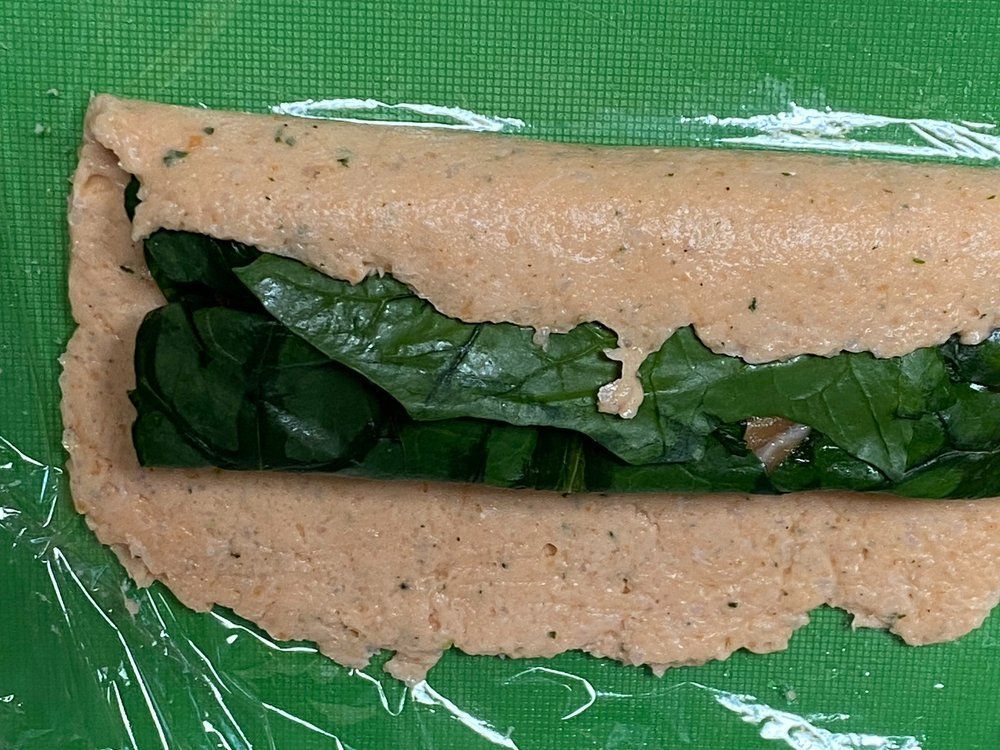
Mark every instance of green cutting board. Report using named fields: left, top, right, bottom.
left=1, top=2, right=998, bottom=748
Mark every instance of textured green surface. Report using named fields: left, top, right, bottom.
left=1, top=2, right=999, bottom=748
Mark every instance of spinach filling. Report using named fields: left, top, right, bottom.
left=130, top=230, right=1000, bottom=498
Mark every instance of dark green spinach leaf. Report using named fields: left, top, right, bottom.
left=145, top=231, right=263, bottom=312
left=132, top=303, right=385, bottom=470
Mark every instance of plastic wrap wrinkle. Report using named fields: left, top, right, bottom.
left=706, top=686, right=923, bottom=749
left=271, top=97, right=527, bottom=132
left=411, top=681, right=519, bottom=749
left=684, top=102, right=1000, bottom=162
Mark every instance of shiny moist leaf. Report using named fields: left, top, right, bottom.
left=893, top=448, right=1000, bottom=499
left=145, top=230, right=262, bottom=311
left=768, top=434, right=888, bottom=494
left=131, top=303, right=383, bottom=470
left=698, top=347, right=953, bottom=479
left=941, top=385, right=1000, bottom=449
left=943, top=329, right=1000, bottom=389
left=585, top=434, right=769, bottom=493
